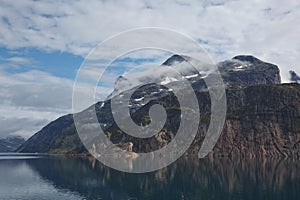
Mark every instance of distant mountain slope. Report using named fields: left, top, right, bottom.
left=0, top=136, right=25, bottom=152
left=18, top=55, right=300, bottom=158
left=17, top=114, right=85, bottom=154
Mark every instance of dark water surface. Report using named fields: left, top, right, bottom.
left=0, top=153, right=299, bottom=200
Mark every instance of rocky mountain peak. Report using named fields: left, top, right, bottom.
left=218, top=55, right=281, bottom=87
left=232, top=55, right=262, bottom=63
left=162, top=54, right=191, bottom=66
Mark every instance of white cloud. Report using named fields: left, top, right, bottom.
left=0, top=55, right=34, bottom=70
left=0, top=0, right=299, bottom=80
left=0, top=69, right=110, bottom=138
left=6, top=56, right=31, bottom=64
left=0, top=69, right=72, bottom=138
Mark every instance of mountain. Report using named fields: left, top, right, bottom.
left=18, top=55, right=300, bottom=158
left=0, top=136, right=25, bottom=152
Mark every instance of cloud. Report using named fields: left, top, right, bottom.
left=0, top=69, right=71, bottom=138
left=0, top=68, right=112, bottom=138
left=0, top=0, right=299, bottom=81
left=6, top=56, right=31, bottom=64
left=0, top=70, right=73, bottom=109
left=0, top=55, right=34, bottom=70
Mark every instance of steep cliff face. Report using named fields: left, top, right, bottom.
left=100, top=83, right=300, bottom=158
left=193, top=84, right=300, bottom=158
left=17, top=55, right=299, bottom=158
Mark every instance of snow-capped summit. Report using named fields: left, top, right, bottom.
left=108, top=54, right=215, bottom=99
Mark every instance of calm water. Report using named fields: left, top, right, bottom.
left=0, top=154, right=299, bottom=200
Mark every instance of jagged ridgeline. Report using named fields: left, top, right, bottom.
left=18, top=55, right=300, bottom=158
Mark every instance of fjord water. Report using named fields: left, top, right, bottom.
left=0, top=154, right=299, bottom=200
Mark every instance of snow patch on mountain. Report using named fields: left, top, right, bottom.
left=108, top=55, right=216, bottom=99
left=161, top=77, right=178, bottom=85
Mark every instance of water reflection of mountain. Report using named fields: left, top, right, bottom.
left=26, top=156, right=300, bottom=200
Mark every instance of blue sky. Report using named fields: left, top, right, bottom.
left=0, top=47, right=83, bottom=79
left=0, top=0, right=300, bottom=138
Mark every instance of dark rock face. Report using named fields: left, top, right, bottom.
left=18, top=55, right=300, bottom=158
left=0, top=136, right=25, bottom=152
